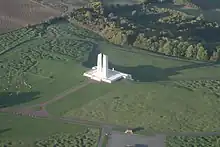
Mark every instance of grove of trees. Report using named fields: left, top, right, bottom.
left=70, top=1, right=220, bottom=62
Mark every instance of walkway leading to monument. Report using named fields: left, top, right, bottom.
left=0, top=80, right=93, bottom=117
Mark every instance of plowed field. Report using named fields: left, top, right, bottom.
left=0, top=0, right=60, bottom=34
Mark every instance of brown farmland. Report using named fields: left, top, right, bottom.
left=32, top=0, right=141, bottom=13
left=0, top=0, right=61, bottom=34
left=32, top=0, right=91, bottom=12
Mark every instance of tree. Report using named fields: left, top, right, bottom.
left=185, top=45, right=194, bottom=58
left=162, top=41, right=173, bottom=55
left=132, top=10, right=137, bottom=16
left=85, top=11, right=92, bottom=21
left=196, top=14, right=205, bottom=21
left=111, top=31, right=127, bottom=45
left=174, top=0, right=192, bottom=5
left=196, top=45, right=208, bottom=60
left=212, top=46, right=220, bottom=61
left=210, top=51, right=219, bottom=61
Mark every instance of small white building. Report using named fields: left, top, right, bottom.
left=83, top=53, right=131, bottom=83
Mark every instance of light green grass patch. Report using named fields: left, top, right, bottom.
left=46, top=82, right=118, bottom=116
left=0, top=113, right=87, bottom=147
left=64, top=81, right=220, bottom=132
left=22, top=59, right=87, bottom=106
left=0, top=20, right=96, bottom=108
left=99, top=42, right=220, bottom=81
left=166, top=135, right=220, bottom=147
left=35, top=128, right=99, bottom=147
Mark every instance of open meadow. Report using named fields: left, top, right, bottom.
left=0, top=19, right=103, bottom=146
left=0, top=10, right=220, bottom=146
left=0, top=113, right=99, bottom=147
left=63, top=43, right=220, bottom=133
left=0, top=20, right=102, bottom=108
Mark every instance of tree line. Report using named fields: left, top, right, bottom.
left=69, top=1, right=220, bottom=62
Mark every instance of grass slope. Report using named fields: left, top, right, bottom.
left=0, top=113, right=99, bottom=147
left=64, top=82, right=220, bottom=132
left=0, top=21, right=98, bottom=108
left=166, top=135, right=220, bottom=147
left=62, top=41, right=220, bottom=133
left=0, top=18, right=220, bottom=147
left=47, top=82, right=115, bottom=116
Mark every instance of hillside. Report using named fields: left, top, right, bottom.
left=0, top=14, right=219, bottom=146
left=0, top=1, right=220, bottom=147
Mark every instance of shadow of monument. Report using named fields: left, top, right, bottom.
left=135, top=144, right=148, bottom=147
left=109, top=63, right=172, bottom=82
left=0, top=91, right=40, bottom=108
left=132, top=127, right=145, bottom=133
left=0, top=128, right=12, bottom=135
left=82, top=48, right=218, bottom=82
left=110, top=61, right=218, bottom=82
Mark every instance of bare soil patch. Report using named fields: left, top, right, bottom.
left=33, top=0, right=91, bottom=12
left=0, top=0, right=61, bottom=34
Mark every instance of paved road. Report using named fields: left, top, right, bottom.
left=2, top=108, right=220, bottom=147
left=60, top=117, right=129, bottom=130
left=59, top=116, right=220, bottom=137
left=97, top=125, right=112, bottom=147
left=6, top=110, right=219, bottom=137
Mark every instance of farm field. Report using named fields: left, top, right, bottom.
left=32, top=0, right=90, bottom=12
left=0, top=113, right=99, bottom=147
left=32, top=0, right=141, bottom=13
left=0, top=0, right=60, bottom=34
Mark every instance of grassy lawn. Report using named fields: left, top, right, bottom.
left=1, top=16, right=220, bottom=147
left=64, top=81, right=220, bottom=132
left=99, top=42, right=220, bottom=81
left=60, top=42, right=220, bottom=133
left=0, top=21, right=97, bottom=108
left=102, top=135, right=109, bottom=147
left=46, top=82, right=116, bottom=116
left=166, top=135, right=220, bottom=147
left=20, top=59, right=87, bottom=106
left=0, top=113, right=100, bottom=147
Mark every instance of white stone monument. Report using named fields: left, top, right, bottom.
left=83, top=53, right=131, bottom=83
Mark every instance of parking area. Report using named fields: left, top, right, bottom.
left=107, top=131, right=165, bottom=147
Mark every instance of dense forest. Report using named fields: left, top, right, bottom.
left=65, top=0, right=220, bottom=62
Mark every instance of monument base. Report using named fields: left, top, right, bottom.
left=83, top=66, right=130, bottom=83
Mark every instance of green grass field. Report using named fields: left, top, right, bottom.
left=1, top=18, right=220, bottom=146
left=0, top=21, right=97, bottom=108
left=60, top=38, right=220, bottom=133
left=46, top=82, right=116, bottom=116
left=0, top=113, right=99, bottom=147
left=64, top=81, right=220, bottom=132
left=166, top=135, right=220, bottom=147
left=21, top=59, right=88, bottom=105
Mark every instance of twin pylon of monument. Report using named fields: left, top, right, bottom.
left=97, top=53, right=108, bottom=78
left=83, top=52, right=131, bottom=83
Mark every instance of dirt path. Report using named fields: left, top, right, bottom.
left=41, top=81, right=92, bottom=107
left=0, top=80, right=93, bottom=117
